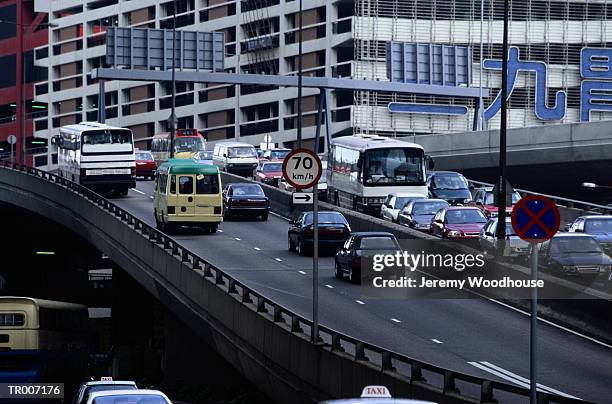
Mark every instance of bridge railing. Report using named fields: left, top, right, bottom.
left=2, top=161, right=590, bottom=404
left=469, top=179, right=612, bottom=216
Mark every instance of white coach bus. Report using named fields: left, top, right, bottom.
left=327, top=134, right=433, bottom=215
left=54, top=122, right=136, bottom=195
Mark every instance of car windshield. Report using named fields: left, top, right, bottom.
left=195, top=151, right=213, bottom=160
left=86, top=385, right=137, bottom=396
left=175, top=137, right=205, bottom=153
left=92, top=394, right=166, bottom=404
left=363, top=148, right=425, bottom=186
left=82, top=129, right=132, bottom=145
left=446, top=209, right=487, bottom=224
left=484, top=191, right=522, bottom=205
left=413, top=201, right=449, bottom=215
left=432, top=174, right=468, bottom=190
left=136, top=152, right=152, bottom=160
left=491, top=222, right=517, bottom=236
left=232, top=184, right=264, bottom=196
left=394, top=196, right=423, bottom=209
left=359, top=236, right=398, bottom=250
left=585, top=218, right=612, bottom=233
left=263, top=163, right=282, bottom=172
left=304, top=212, right=348, bottom=225
left=550, top=237, right=603, bottom=254
left=229, top=147, right=257, bottom=158
left=270, top=150, right=290, bottom=159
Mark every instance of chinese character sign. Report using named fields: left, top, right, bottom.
left=483, top=47, right=567, bottom=122
left=580, top=48, right=612, bottom=122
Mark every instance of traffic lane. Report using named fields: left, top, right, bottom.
left=122, top=184, right=611, bottom=400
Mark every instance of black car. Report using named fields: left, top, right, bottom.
left=288, top=211, right=351, bottom=256
left=222, top=183, right=270, bottom=221
left=398, top=198, right=449, bottom=231
left=539, top=234, right=612, bottom=280
left=427, top=171, right=472, bottom=205
left=335, top=232, right=401, bottom=283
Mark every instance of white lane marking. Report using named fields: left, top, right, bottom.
left=468, top=361, right=580, bottom=400
left=149, top=196, right=154, bottom=199
left=325, top=284, right=334, bottom=289
left=217, top=229, right=223, bottom=233
left=235, top=237, right=241, bottom=241
left=486, top=297, right=612, bottom=350
left=391, top=318, right=401, bottom=323
left=431, top=339, right=443, bottom=344
left=254, top=247, right=261, bottom=251
left=275, top=258, right=282, bottom=262
left=298, top=270, right=307, bottom=275
left=131, top=188, right=145, bottom=195
left=356, top=300, right=365, bottom=305
left=416, top=269, right=612, bottom=350
left=270, top=211, right=291, bottom=221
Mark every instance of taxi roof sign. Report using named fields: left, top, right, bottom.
left=360, top=385, right=392, bottom=398
left=101, top=377, right=113, bottom=381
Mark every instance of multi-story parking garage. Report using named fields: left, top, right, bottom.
left=31, top=0, right=612, bottom=170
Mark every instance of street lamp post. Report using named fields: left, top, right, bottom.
left=496, top=0, right=510, bottom=241
left=169, top=0, right=178, bottom=159
left=296, top=0, right=303, bottom=149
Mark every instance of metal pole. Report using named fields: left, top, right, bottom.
left=21, top=33, right=27, bottom=166
left=312, top=163, right=319, bottom=344
left=478, top=0, right=484, bottom=130
left=530, top=243, right=538, bottom=404
left=296, top=0, right=303, bottom=149
left=496, top=0, right=509, bottom=240
left=169, top=0, right=177, bottom=159
left=10, top=143, right=14, bottom=167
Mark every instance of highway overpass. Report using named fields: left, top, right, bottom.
left=0, top=164, right=610, bottom=403
left=414, top=120, right=612, bottom=203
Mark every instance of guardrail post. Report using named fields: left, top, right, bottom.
left=242, top=288, right=252, bottom=303
left=256, top=296, right=267, bottom=313
left=443, top=370, right=458, bottom=394
left=290, top=315, right=302, bottom=333
left=172, top=242, right=179, bottom=256
left=215, top=270, right=224, bottom=285
left=331, top=333, right=344, bottom=352
left=192, top=256, right=200, bottom=270
left=148, top=229, right=157, bottom=242
left=163, top=237, right=171, bottom=250
left=203, top=263, right=212, bottom=277
left=228, top=279, right=237, bottom=294
left=181, top=249, right=189, bottom=262
left=273, top=306, right=284, bottom=323
left=381, top=351, right=395, bottom=371
left=411, top=361, right=424, bottom=382
left=480, top=380, right=497, bottom=403
left=355, top=342, right=368, bottom=361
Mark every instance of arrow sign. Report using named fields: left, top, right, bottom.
left=292, top=192, right=313, bottom=204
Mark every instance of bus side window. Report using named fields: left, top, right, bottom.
left=170, top=175, right=176, bottom=194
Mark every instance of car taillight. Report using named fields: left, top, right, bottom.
left=131, top=167, right=136, bottom=177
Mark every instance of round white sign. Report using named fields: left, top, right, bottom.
left=7, top=135, right=17, bottom=145
left=282, top=148, right=322, bottom=190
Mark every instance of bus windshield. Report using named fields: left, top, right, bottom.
left=175, top=137, right=205, bottom=153
left=229, top=147, right=257, bottom=158
left=363, top=148, right=425, bottom=186
left=81, top=130, right=133, bottom=154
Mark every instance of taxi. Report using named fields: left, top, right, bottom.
left=154, top=159, right=223, bottom=233
left=319, top=385, right=437, bottom=404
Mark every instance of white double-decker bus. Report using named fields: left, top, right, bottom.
left=327, top=134, right=433, bottom=214
left=54, top=122, right=136, bottom=195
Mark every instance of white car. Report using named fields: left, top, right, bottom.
left=319, top=385, right=436, bottom=404
left=74, top=380, right=137, bottom=404
left=380, top=193, right=427, bottom=223
left=86, top=389, right=172, bottom=404
left=479, top=217, right=529, bottom=259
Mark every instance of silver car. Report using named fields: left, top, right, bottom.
left=479, top=217, right=529, bottom=259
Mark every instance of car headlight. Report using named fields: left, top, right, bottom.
left=447, top=230, right=462, bottom=238
left=599, top=264, right=612, bottom=272
left=463, top=198, right=472, bottom=204
left=562, top=265, right=576, bottom=272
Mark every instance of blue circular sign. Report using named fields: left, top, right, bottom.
left=511, top=195, right=560, bottom=243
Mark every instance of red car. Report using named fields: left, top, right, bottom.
left=472, top=187, right=522, bottom=218
left=254, top=161, right=283, bottom=186
left=135, top=150, right=157, bottom=180
left=430, top=206, right=488, bottom=239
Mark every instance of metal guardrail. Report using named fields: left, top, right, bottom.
left=469, top=179, right=612, bottom=216
left=0, top=161, right=589, bottom=404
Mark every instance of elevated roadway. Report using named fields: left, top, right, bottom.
left=116, top=180, right=612, bottom=402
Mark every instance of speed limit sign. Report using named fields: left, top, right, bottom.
left=282, top=148, right=322, bottom=190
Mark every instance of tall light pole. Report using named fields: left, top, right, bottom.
left=296, top=0, right=303, bottom=149
left=169, top=0, right=177, bottom=159
left=496, top=0, right=510, bottom=241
